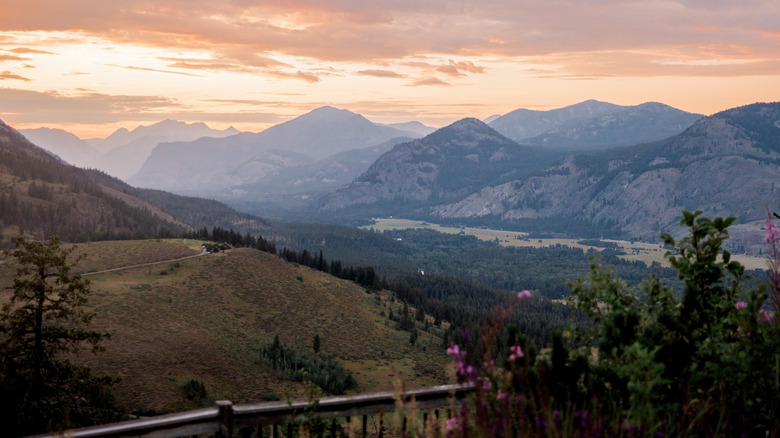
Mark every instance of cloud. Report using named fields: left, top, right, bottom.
left=10, top=47, right=57, bottom=55
left=356, top=69, right=405, bottom=78
left=0, top=54, right=30, bottom=62
left=410, top=77, right=450, bottom=86
left=0, top=88, right=181, bottom=123
left=0, top=87, right=287, bottom=125
left=105, top=63, right=203, bottom=77
left=0, top=71, right=31, bottom=81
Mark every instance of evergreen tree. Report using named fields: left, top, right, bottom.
left=0, top=236, right=121, bottom=435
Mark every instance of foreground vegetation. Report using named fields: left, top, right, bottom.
left=427, top=211, right=779, bottom=437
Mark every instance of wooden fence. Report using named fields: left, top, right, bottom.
left=31, top=383, right=475, bottom=438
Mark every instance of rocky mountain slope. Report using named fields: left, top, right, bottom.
left=128, top=107, right=417, bottom=195
left=318, top=118, right=564, bottom=212
left=434, top=102, right=780, bottom=240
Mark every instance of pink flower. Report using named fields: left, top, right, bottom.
left=481, top=379, right=491, bottom=390
left=509, top=344, right=524, bottom=361
left=760, top=309, right=775, bottom=323
left=446, top=344, right=460, bottom=356
left=446, top=418, right=458, bottom=430
left=766, top=219, right=780, bottom=243
left=736, top=301, right=747, bottom=309
left=518, top=290, right=531, bottom=299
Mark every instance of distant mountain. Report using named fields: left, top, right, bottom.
left=487, top=100, right=702, bottom=150
left=89, top=120, right=240, bottom=180
left=384, top=121, right=436, bottom=136
left=433, top=102, right=780, bottom=244
left=488, top=100, right=623, bottom=141
left=317, top=118, right=564, bottom=213
left=0, top=118, right=267, bottom=244
left=129, top=106, right=417, bottom=194
left=228, top=136, right=413, bottom=204
left=20, top=127, right=99, bottom=168
left=519, top=102, right=703, bottom=150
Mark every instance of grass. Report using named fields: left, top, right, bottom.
left=365, top=218, right=768, bottom=270
left=0, top=240, right=451, bottom=413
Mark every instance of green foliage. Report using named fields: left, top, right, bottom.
left=256, top=335, right=357, bottom=395
left=444, top=211, right=779, bottom=437
left=566, top=211, right=779, bottom=433
left=0, top=236, right=122, bottom=435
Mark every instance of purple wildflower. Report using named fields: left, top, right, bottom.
left=518, top=290, right=531, bottom=299
left=736, top=301, right=747, bottom=309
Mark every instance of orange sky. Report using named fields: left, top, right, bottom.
left=1, top=0, right=779, bottom=138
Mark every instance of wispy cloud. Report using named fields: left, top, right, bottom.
left=0, top=54, right=30, bottom=62
left=357, top=69, right=405, bottom=78
left=106, top=63, right=203, bottom=77
left=0, top=71, right=31, bottom=81
left=10, top=47, right=57, bottom=55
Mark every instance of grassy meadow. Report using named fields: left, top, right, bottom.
left=366, top=218, right=767, bottom=270
left=1, top=239, right=449, bottom=414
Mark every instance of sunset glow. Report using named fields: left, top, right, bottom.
left=1, top=0, right=779, bottom=138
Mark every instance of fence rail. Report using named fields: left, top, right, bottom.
left=31, top=383, right=475, bottom=438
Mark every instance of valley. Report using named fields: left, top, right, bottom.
left=365, top=218, right=768, bottom=270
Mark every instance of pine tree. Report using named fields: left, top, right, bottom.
left=0, top=236, right=120, bottom=434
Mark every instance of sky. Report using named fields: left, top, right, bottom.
left=1, top=0, right=779, bottom=139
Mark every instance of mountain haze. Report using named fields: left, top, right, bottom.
left=89, top=120, right=240, bottom=180
left=20, top=127, right=100, bottom=168
left=129, top=107, right=417, bottom=195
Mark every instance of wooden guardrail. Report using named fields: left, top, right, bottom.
left=30, top=383, right=475, bottom=438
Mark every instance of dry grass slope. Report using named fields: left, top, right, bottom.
left=1, top=241, right=450, bottom=413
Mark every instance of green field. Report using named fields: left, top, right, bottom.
left=365, top=218, right=767, bottom=271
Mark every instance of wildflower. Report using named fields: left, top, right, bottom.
left=446, top=344, right=460, bottom=356
left=518, top=290, right=531, bottom=299
left=481, top=379, right=491, bottom=390
left=497, top=389, right=508, bottom=402
left=736, top=301, right=747, bottom=309
left=445, top=417, right=458, bottom=431
left=760, top=309, right=774, bottom=323
left=766, top=218, right=780, bottom=243
left=509, top=344, right=524, bottom=361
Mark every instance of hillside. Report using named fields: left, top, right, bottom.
left=0, top=118, right=270, bottom=246
left=20, top=127, right=99, bottom=168
left=0, top=241, right=450, bottom=413
left=317, top=118, right=563, bottom=214
left=434, top=102, right=780, bottom=246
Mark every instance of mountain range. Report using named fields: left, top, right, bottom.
left=127, top=106, right=422, bottom=194
left=317, top=102, right=780, bottom=251
left=8, top=99, right=777, bottom=253
left=21, top=120, right=240, bottom=180
left=487, top=100, right=703, bottom=150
